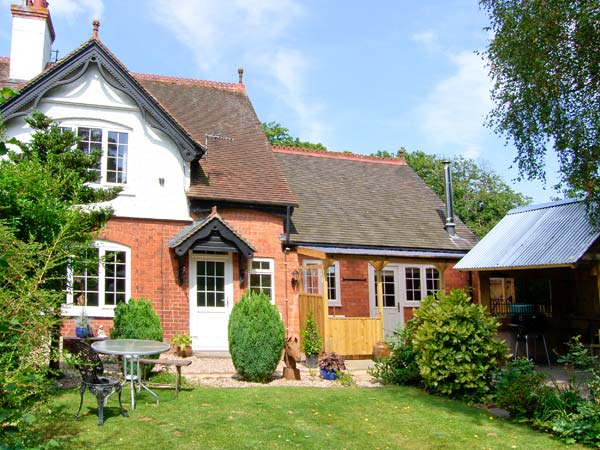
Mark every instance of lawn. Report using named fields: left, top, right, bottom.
left=34, top=384, right=584, bottom=450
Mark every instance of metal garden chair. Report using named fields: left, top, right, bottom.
left=71, top=340, right=128, bottom=425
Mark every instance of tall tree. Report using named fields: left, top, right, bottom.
left=262, top=121, right=327, bottom=150
left=0, top=110, right=118, bottom=447
left=480, top=0, right=600, bottom=221
left=374, top=149, right=531, bottom=237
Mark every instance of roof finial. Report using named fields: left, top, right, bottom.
left=238, top=67, right=244, bottom=84
left=92, top=19, right=100, bottom=39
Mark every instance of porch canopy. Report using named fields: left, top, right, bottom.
left=168, top=209, right=254, bottom=284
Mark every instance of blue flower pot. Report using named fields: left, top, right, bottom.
left=75, top=327, right=91, bottom=338
left=320, top=368, right=337, bottom=380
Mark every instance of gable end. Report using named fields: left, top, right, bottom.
left=0, top=40, right=205, bottom=162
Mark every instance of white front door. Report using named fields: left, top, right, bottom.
left=189, top=253, right=233, bottom=351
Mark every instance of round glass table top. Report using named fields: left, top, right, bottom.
left=92, top=339, right=170, bottom=356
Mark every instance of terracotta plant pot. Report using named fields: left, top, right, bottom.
left=177, top=345, right=193, bottom=357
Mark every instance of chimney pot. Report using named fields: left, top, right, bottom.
left=238, top=67, right=244, bottom=84
left=92, top=19, right=100, bottom=39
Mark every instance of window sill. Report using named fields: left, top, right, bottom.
left=62, top=304, right=116, bottom=318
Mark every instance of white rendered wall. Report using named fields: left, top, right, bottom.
left=5, top=65, right=193, bottom=221
left=9, top=15, right=53, bottom=80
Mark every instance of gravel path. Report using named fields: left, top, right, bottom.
left=57, top=352, right=383, bottom=389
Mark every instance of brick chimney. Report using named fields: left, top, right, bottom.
left=9, top=0, right=56, bottom=80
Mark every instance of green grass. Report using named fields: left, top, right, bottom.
left=34, top=385, right=584, bottom=450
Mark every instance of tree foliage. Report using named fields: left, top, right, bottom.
left=375, top=149, right=531, bottom=237
left=262, top=121, right=327, bottom=150
left=0, top=110, right=118, bottom=446
left=481, top=0, right=600, bottom=221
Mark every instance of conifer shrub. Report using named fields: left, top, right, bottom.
left=228, top=290, right=285, bottom=382
left=412, top=289, right=508, bottom=402
left=111, top=298, right=163, bottom=341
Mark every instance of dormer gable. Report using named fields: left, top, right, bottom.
left=0, top=38, right=205, bottom=162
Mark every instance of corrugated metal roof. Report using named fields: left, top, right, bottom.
left=455, top=198, right=600, bottom=270
left=301, top=246, right=467, bottom=260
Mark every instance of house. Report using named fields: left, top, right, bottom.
left=1, top=1, right=477, bottom=356
left=455, top=198, right=600, bottom=354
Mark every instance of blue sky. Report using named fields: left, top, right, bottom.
left=0, top=0, right=561, bottom=203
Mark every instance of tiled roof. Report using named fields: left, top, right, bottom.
left=455, top=198, right=600, bottom=270
left=136, top=77, right=297, bottom=206
left=274, top=147, right=477, bottom=252
left=0, top=46, right=297, bottom=207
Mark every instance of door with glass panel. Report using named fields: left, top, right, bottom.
left=370, top=264, right=440, bottom=336
left=372, top=268, right=404, bottom=336
left=189, top=254, right=233, bottom=351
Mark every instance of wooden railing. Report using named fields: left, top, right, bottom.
left=299, top=293, right=383, bottom=356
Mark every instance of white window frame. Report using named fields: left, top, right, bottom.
left=59, top=121, right=131, bottom=187
left=248, top=257, right=275, bottom=303
left=63, top=240, right=131, bottom=318
left=303, top=260, right=342, bottom=307
left=369, top=263, right=440, bottom=308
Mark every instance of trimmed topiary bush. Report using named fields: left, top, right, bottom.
left=228, top=290, right=285, bottom=382
left=412, top=289, right=508, bottom=402
left=110, top=298, right=163, bottom=341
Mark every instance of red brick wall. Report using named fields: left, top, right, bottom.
left=60, top=210, right=303, bottom=340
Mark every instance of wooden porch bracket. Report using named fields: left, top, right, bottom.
left=369, top=260, right=389, bottom=341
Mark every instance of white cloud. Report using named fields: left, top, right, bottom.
left=48, top=0, right=104, bottom=21
left=410, top=30, right=439, bottom=52
left=148, top=0, right=326, bottom=141
left=416, top=50, right=493, bottom=157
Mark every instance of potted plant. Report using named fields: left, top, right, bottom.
left=301, top=310, right=322, bottom=368
left=74, top=308, right=92, bottom=338
left=171, top=333, right=193, bottom=357
left=318, top=352, right=346, bottom=380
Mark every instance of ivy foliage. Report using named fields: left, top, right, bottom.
left=228, top=290, right=285, bottom=382
left=412, top=289, right=508, bottom=402
left=481, top=0, right=600, bottom=222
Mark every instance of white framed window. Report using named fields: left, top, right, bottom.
left=64, top=241, right=131, bottom=317
left=249, top=258, right=274, bottom=301
left=303, top=260, right=341, bottom=307
left=370, top=264, right=440, bottom=308
left=60, top=124, right=129, bottom=185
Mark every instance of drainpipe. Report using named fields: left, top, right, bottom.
left=443, top=160, right=456, bottom=236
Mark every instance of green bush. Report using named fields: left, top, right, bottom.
left=228, top=290, right=285, bottom=382
left=368, top=322, right=421, bottom=386
left=111, top=298, right=163, bottom=341
left=495, top=358, right=548, bottom=418
left=412, top=289, right=508, bottom=402
left=301, top=310, right=322, bottom=355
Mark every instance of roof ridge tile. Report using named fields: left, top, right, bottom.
left=132, top=72, right=245, bottom=92
left=272, top=145, right=406, bottom=165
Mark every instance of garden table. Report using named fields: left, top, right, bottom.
left=92, top=339, right=170, bottom=410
